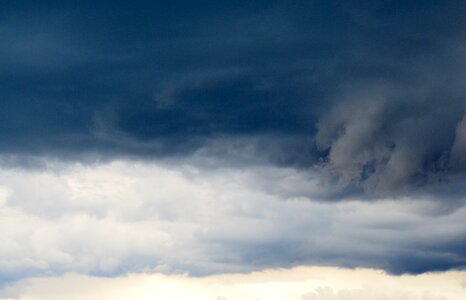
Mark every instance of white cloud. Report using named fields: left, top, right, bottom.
left=0, top=159, right=464, bottom=280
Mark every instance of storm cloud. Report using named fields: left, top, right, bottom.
left=1, top=0, right=465, bottom=197
left=0, top=1, right=466, bottom=291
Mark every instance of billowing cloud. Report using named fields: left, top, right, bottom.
left=315, top=84, right=466, bottom=197
left=0, top=159, right=464, bottom=284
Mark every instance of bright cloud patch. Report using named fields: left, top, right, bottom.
left=1, top=267, right=465, bottom=300
left=0, top=159, right=465, bottom=283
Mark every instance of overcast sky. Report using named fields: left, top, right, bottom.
left=0, top=1, right=465, bottom=299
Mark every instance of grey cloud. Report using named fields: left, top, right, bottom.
left=315, top=80, right=466, bottom=197
left=0, top=1, right=465, bottom=199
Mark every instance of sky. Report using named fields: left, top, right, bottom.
left=0, top=1, right=465, bottom=299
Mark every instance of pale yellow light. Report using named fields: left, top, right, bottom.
left=2, top=266, right=465, bottom=300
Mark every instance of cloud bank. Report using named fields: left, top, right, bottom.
left=0, top=1, right=465, bottom=197
left=0, top=160, right=465, bottom=284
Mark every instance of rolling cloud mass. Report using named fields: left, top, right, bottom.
left=0, top=1, right=465, bottom=299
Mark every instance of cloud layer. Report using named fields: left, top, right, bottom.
left=0, top=1, right=465, bottom=197
left=0, top=159, right=465, bottom=284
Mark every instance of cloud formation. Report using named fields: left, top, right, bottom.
left=0, top=1, right=465, bottom=197
left=315, top=84, right=466, bottom=197
left=0, top=160, right=464, bottom=283
left=0, top=1, right=465, bottom=292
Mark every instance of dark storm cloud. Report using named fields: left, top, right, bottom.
left=1, top=0, right=465, bottom=197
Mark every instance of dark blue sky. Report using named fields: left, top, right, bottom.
left=1, top=1, right=465, bottom=194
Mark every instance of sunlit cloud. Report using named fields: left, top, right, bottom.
left=2, top=267, right=465, bottom=300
